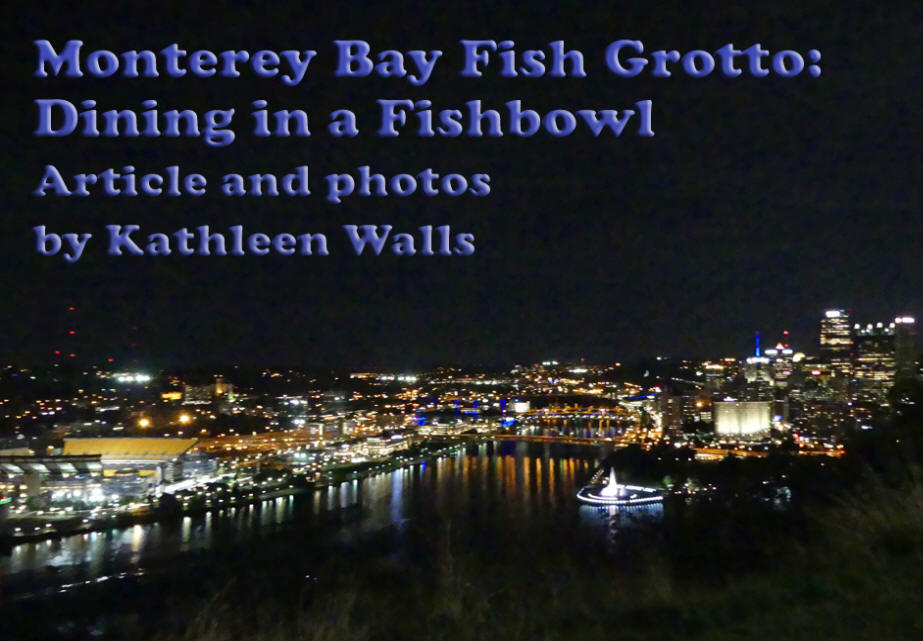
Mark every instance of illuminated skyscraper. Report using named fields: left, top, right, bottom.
left=894, top=316, right=917, bottom=381
left=764, top=332, right=798, bottom=388
left=853, top=321, right=896, bottom=403
left=819, top=309, right=853, bottom=378
left=851, top=316, right=916, bottom=402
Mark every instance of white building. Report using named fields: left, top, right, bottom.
left=714, top=401, right=770, bottom=438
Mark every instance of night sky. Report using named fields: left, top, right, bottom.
left=1, top=2, right=920, bottom=369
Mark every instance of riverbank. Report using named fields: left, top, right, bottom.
left=0, top=484, right=309, bottom=546
left=0, top=439, right=473, bottom=546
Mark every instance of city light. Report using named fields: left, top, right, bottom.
left=114, top=373, right=152, bottom=384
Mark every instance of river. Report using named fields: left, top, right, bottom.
left=0, top=440, right=663, bottom=602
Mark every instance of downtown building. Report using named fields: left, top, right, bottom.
left=819, top=309, right=854, bottom=382
left=851, top=316, right=916, bottom=404
left=714, top=400, right=771, bottom=439
left=853, top=321, right=897, bottom=403
left=812, top=309, right=917, bottom=407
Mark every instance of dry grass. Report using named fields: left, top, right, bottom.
left=156, top=470, right=923, bottom=641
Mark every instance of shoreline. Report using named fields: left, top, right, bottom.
left=0, top=439, right=473, bottom=547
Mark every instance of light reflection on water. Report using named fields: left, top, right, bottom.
left=1, top=441, right=660, bottom=588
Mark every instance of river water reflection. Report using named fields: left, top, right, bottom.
left=1, top=440, right=663, bottom=596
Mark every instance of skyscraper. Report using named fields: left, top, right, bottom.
left=820, top=309, right=853, bottom=378
left=850, top=316, right=916, bottom=403
left=764, top=337, right=796, bottom=388
left=853, top=321, right=896, bottom=403
left=894, top=316, right=917, bottom=381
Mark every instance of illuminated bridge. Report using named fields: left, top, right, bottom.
left=450, top=433, right=840, bottom=459
left=517, top=404, right=635, bottom=420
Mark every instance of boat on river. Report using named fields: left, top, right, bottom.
left=576, top=468, right=664, bottom=507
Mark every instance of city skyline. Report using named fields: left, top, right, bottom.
left=7, top=305, right=918, bottom=371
